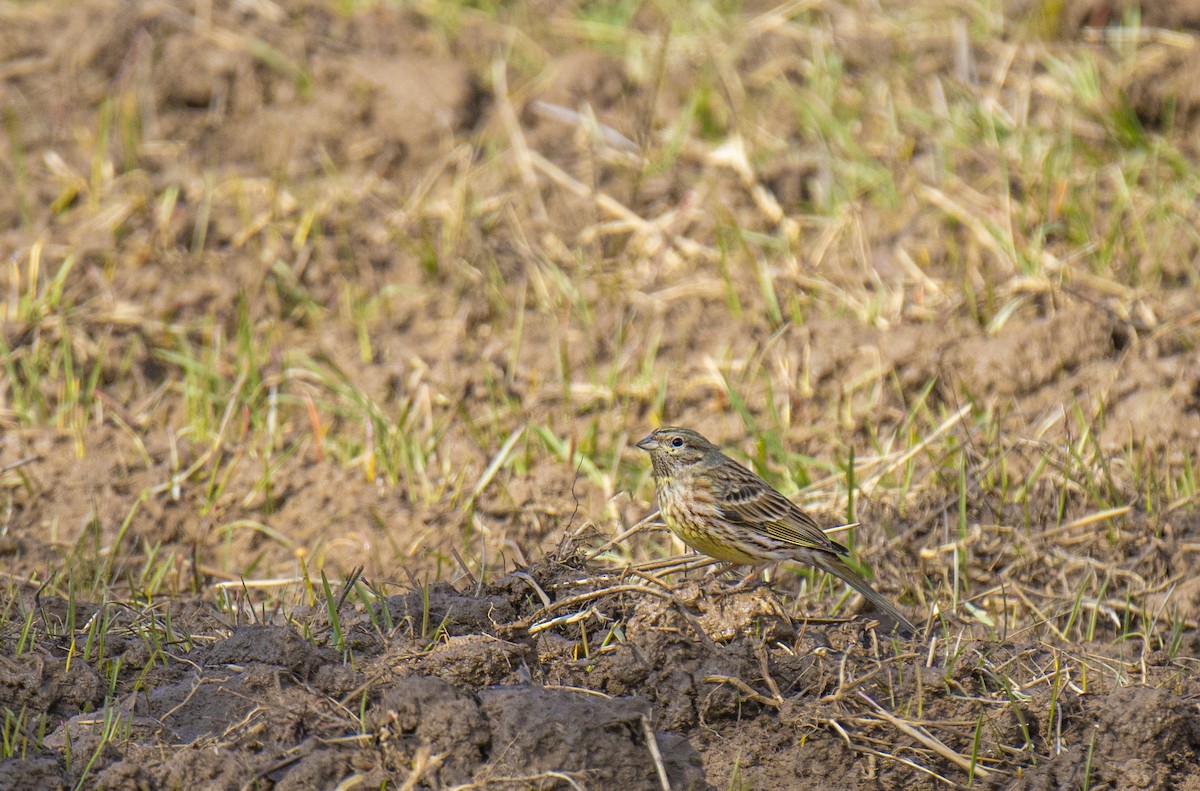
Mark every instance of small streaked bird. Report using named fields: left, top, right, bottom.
left=636, top=426, right=916, bottom=633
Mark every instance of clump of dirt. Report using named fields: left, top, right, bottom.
left=1023, top=685, right=1200, bottom=790
left=408, top=633, right=535, bottom=687
left=0, top=757, right=65, bottom=791
left=0, top=653, right=105, bottom=718
left=372, top=676, right=490, bottom=786
left=478, top=686, right=704, bottom=789
left=385, top=581, right=520, bottom=636
left=205, top=624, right=337, bottom=677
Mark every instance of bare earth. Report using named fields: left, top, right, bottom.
left=2, top=0, right=1200, bottom=789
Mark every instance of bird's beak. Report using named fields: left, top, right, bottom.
left=635, top=434, right=657, bottom=451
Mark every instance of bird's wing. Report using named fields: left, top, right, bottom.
left=710, top=459, right=844, bottom=554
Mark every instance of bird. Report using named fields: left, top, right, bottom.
left=636, top=426, right=916, bottom=633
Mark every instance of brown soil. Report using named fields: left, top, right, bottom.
left=2, top=0, right=1200, bottom=788
left=6, top=552, right=1200, bottom=790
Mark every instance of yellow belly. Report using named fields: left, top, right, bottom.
left=658, top=485, right=761, bottom=565
left=671, top=525, right=760, bottom=565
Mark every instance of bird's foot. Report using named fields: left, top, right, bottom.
left=708, top=564, right=772, bottom=595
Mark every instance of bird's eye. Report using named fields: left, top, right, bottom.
left=671, top=437, right=684, bottom=448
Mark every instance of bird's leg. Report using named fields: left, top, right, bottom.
left=703, top=561, right=739, bottom=578
left=710, top=563, right=772, bottom=594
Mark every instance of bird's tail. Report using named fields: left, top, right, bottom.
left=814, top=553, right=917, bottom=635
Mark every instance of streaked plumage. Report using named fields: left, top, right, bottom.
left=636, top=426, right=916, bottom=633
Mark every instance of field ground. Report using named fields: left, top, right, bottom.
left=2, top=0, right=1200, bottom=788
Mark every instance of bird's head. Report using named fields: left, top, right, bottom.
left=636, top=426, right=718, bottom=477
